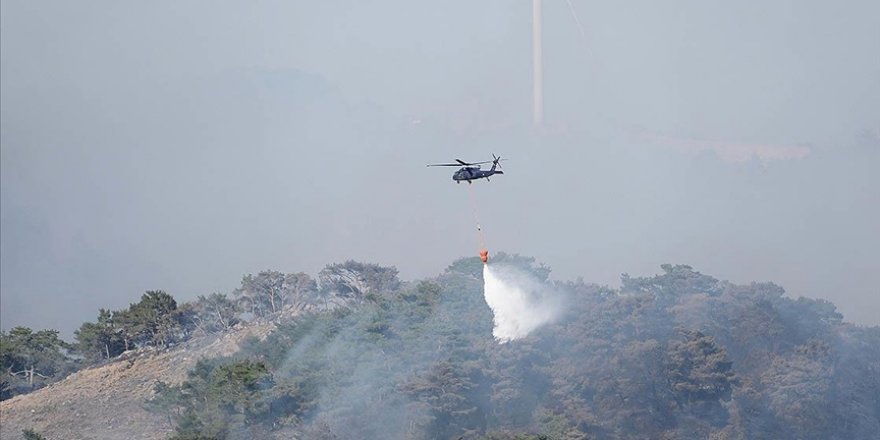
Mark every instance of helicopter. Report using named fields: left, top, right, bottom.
left=427, top=154, right=505, bottom=184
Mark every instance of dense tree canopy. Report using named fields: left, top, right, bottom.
left=143, top=260, right=880, bottom=439
left=3, top=258, right=878, bottom=440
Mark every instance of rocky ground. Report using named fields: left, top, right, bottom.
left=0, top=322, right=275, bottom=440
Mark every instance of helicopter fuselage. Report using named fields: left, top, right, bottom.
left=453, top=166, right=503, bottom=183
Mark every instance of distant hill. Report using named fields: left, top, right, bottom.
left=2, top=257, right=878, bottom=440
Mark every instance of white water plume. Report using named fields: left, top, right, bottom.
left=482, top=264, right=561, bottom=343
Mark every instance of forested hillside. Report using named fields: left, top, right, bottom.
left=2, top=256, right=879, bottom=439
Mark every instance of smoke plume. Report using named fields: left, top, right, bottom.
left=482, top=263, right=561, bottom=343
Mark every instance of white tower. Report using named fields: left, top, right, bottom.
left=532, top=0, right=544, bottom=127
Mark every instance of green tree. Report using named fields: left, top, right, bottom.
left=761, top=340, right=834, bottom=439
left=146, top=381, right=185, bottom=429
left=186, top=293, right=241, bottom=335
left=126, top=290, right=181, bottom=348
left=165, top=359, right=276, bottom=439
left=622, top=264, right=721, bottom=305
left=1, top=327, right=74, bottom=399
left=74, top=309, right=126, bottom=362
left=667, top=329, right=735, bottom=406
left=445, top=256, right=486, bottom=279
left=402, top=360, right=490, bottom=439
left=318, top=261, right=400, bottom=302
left=235, top=271, right=318, bottom=318
left=21, top=429, right=47, bottom=440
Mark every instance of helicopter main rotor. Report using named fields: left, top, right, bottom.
left=426, top=158, right=493, bottom=167
left=426, top=155, right=505, bottom=168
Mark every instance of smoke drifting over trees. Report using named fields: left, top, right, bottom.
left=1, top=3, right=878, bottom=438
left=143, top=258, right=880, bottom=439
left=3, top=1, right=879, bottom=337
left=6, top=255, right=877, bottom=439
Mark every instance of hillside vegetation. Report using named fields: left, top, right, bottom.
left=2, top=255, right=879, bottom=439
left=0, top=321, right=275, bottom=440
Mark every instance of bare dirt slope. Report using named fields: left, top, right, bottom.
left=0, top=322, right=275, bottom=440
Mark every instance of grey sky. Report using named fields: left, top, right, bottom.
left=2, top=1, right=878, bottom=336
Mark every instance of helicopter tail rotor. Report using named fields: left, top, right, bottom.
left=491, top=153, right=505, bottom=170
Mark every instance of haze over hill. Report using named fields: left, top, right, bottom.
left=2, top=1, right=878, bottom=342
left=2, top=257, right=878, bottom=439
left=3, top=2, right=877, bottom=438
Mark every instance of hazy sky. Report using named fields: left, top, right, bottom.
left=2, top=1, right=878, bottom=336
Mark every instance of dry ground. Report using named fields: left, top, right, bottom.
left=0, top=322, right=275, bottom=440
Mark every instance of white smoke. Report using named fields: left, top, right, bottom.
left=482, top=263, right=561, bottom=343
